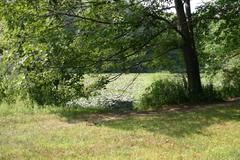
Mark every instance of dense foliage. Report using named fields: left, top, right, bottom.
left=0, top=0, right=239, bottom=105
left=140, top=78, right=222, bottom=109
left=140, top=78, right=188, bottom=108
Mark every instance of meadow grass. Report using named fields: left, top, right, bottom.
left=1, top=73, right=239, bottom=159
left=100, top=72, right=179, bottom=100
left=0, top=100, right=240, bottom=160
left=91, top=72, right=212, bottom=100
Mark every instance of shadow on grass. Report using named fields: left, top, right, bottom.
left=52, top=104, right=240, bottom=138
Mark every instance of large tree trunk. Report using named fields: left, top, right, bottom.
left=174, top=0, right=202, bottom=95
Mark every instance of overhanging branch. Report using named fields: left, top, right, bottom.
left=147, top=12, right=184, bottom=38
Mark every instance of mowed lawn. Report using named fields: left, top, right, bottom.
left=0, top=102, right=240, bottom=160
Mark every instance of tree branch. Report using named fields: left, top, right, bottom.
left=147, top=12, right=184, bottom=38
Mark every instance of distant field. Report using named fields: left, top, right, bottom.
left=79, top=72, right=180, bottom=108
left=104, top=72, right=177, bottom=99
left=0, top=102, right=240, bottom=159
left=85, top=72, right=215, bottom=101
left=80, top=72, right=219, bottom=108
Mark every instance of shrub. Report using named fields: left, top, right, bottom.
left=0, top=67, right=21, bottom=104
left=139, top=78, right=223, bottom=110
left=26, top=76, right=84, bottom=106
left=220, top=65, right=240, bottom=98
left=25, top=71, right=111, bottom=106
left=139, top=79, right=188, bottom=109
left=191, top=84, right=222, bottom=102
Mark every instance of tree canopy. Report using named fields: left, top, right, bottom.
left=0, top=0, right=239, bottom=105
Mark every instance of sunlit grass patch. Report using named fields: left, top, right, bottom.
left=0, top=101, right=240, bottom=159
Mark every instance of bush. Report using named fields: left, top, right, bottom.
left=139, top=78, right=223, bottom=110
left=0, top=67, right=21, bottom=104
left=25, top=71, right=111, bottom=106
left=139, top=79, right=188, bottom=109
left=191, top=84, right=222, bottom=102
left=220, top=65, right=240, bottom=98
left=26, top=76, right=84, bottom=106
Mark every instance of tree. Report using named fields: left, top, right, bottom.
left=0, top=0, right=239, bottom=104
left=46, top=0, right=203, bottom=94
left=195, top=0, right=240, bottom=73
left=195, top=0, right=240, bottom=97
left=174, top=0, right=202, bottom=94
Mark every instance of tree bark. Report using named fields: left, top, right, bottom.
left=174, top=0, right=202, bottom=95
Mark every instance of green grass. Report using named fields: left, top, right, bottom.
left=0, top=73, right=239, bottom=159
left=91, top=72, right=211, bottom=100
left=97, top=72, right=178, bottom=100
left=1, top=101, right=240, bottom=160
